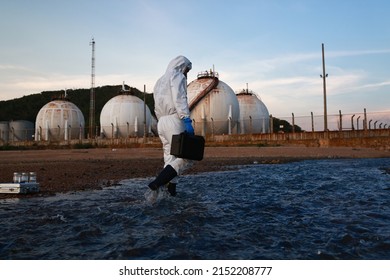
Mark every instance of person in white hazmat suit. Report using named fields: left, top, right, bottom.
left=148, top=55, right=195, bottom=196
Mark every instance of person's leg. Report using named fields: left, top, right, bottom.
left=166, top=182, right=177, bottom=196
left=148, top=165, right=177, bottom=191
left=148, top=115, right=181, bottom=191
left=148, top=115, right=194, bottom=193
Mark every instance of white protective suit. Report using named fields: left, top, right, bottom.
left=153, top=56, right=194, bottom=179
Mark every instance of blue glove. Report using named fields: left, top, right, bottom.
left=182, top=117, right=194, bottom=135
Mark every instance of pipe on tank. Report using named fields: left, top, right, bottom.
left=10, top=127, right=14, bottom=142
left=114, top=117, right=118, bottom=138
left=134, top=116, right=138, bottom=135
left=262, top=117, right=266, bottom=134
left=111, top=123, right=114, bottom=139
left=201, top=105, right=207, bottom=136
left=189, top=76, right=219, bottom=111
left=228, top=105, right=232, bottom=135
left=65, top=121, right=68, bottom=141
left=37, top=126, right=41, bottom=141
left=45, top=120, right=49, bottom=141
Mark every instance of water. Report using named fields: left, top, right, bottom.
left=1, top=158, right=389, bottom=260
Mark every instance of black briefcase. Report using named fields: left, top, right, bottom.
left=170, top=132, right=205, bottom=161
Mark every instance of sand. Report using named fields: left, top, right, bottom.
left=0, top=146, right=389, bottom=198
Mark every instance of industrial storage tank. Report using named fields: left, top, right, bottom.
left=100, top=94, right=152, bottom=138
left=8, top=120, right=35, bottom=141
left=236, top=89, right=270, bottom=134
left=0, top=121, right=9, bottom=143
left=35, top=99, right=85, bottom=141
left=187, top=71, right=239, bottom=135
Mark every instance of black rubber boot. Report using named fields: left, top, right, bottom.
left=166, top=182, right=177, bottom=196
left=148, top=165, right=178, bottom=191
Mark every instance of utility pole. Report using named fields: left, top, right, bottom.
left=89, top=38, right=96, bottom=138
left=320, top=43, right=328, bottom=131
left=143, top=85, right=147, bottom=143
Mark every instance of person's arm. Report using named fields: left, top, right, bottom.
left=170, top=72, right=190, bottom=120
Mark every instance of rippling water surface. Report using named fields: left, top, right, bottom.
left=1, top=158, right=389, bottom=260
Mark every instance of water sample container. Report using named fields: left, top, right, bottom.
left=13, top=172, right=21, bottom=183
left=29, top=172, right=37, bottom=182
left=21, top=172, right=28, bottom=183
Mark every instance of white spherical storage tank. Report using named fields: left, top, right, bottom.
left=187, top=72, right=239, bottom=136
left=236, top=90, right=270, bottom=134
left=99, top=94, right=152, bottom=138
left=35, top=99, right=85, bottom=141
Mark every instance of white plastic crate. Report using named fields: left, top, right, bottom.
left=0, top=182, right=40, bottom=194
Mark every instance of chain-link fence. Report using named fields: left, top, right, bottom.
left=1, top=110, right=389, bottom=145
left=279, top=110, right=390, bottom=132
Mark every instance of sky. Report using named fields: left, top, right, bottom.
left=1, top=0, right=389, bottom=119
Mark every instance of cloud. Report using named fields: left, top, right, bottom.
left=357, top=80, right=390, bottom=90
left=0, top=65, right=28, bottom=71
left=224, top=48, right=390, bottom=78
left=328, top=49, right=390, bottom=58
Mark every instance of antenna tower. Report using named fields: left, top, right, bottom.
left=89, top=38, right=96, bottom=137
